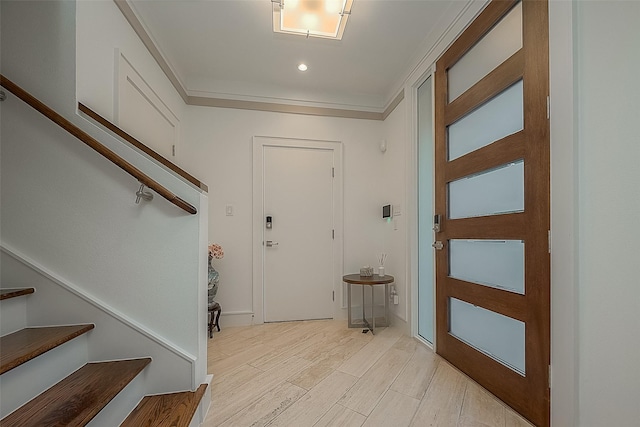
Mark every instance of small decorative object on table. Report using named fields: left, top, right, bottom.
left=378, top=253, right=387, bottom=276
left=360, top=266, right=373, bottom=277
left=208, top=243, right=224, bottom=338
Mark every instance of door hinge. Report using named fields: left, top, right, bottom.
left=172, top=144, right=176, bottom=156
left=549, top=364, right=552, bottom=388
left=548, top=230, right=552, bottom=253
left=547, top=96, right=550, bottom=120
left=332, top=167, right=335, bottom=178
left=332, top=291, right=335, bottom=301
left=332, top=229, right=335, bottom=239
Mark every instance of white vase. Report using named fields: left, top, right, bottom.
left=378, top=266, right=385, bottom=277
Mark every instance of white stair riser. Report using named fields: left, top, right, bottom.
left=0, top=333, right=89, bottom=418
left=190, top=374, right=214, bottom=427
left=0, top=296, right=29, bottom=335
left=87, top=369, right=147, bottom=427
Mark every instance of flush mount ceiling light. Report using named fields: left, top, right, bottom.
left=298, top=63, right=308, bottom=71
left=272, top=0, right=354, bottom=40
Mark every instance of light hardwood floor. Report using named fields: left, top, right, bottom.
left=205, top=319, right=533, bottom=427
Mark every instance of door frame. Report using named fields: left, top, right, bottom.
left=414, top=71, right=437, bottom=347
left=252, top=136, right=344, bottom=324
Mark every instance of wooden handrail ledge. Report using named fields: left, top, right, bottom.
left=78, top=103, right=208, bottom=193
left=0, top=75, right=197, bottom=215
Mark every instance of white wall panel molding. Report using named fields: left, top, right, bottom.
left=116, top=50, right=181, bottom=160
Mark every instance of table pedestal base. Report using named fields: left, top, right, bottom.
left=344, top=274, right=393, bottom=335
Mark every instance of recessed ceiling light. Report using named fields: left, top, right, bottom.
left=298, top=63, right=308, bottom=71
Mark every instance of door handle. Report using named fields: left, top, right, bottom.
left=432, top=241, right=444, bottom=250
left=266, top=240, right=279, bottom=247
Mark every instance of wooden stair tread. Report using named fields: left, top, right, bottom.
left=0, top=324, right=95, bottom=374
left=120, top=384, right=208, bottom=427
left=1, top=358, right=152, bottom=427
left=0, top=287, right=35, bottom=300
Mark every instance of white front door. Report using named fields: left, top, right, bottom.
left=261, top=142, right=335, bottom=322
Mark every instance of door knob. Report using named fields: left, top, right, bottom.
left=266, top=240, right=279, bottom=247
left=432, top=241, right=444, bottom=250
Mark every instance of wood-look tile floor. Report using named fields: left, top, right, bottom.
left=204, top=319, right=533, bottom=427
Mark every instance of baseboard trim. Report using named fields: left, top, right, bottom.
left=218, top=310, right=254, bottom=327
left=390, top=312, right=410, bottom=335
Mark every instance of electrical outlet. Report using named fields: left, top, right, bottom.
left=226, top=205, right=234, bottom=216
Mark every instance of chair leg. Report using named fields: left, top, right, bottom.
left=208, top=310, right=214, bottom=338
left=215, top=308, right=221, bottom=332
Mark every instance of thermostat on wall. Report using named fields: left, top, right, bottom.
left=382, top=204, right=393, bottom=219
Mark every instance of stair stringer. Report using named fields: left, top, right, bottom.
left=0, top=247, right=198, bottom=397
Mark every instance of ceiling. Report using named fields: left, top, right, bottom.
left=127, top=0, right=475, bottom=113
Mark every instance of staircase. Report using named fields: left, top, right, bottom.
left=0, top=288, right=207, bottom=426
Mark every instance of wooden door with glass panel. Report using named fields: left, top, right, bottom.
left=434, top=1, right=550, bottom=425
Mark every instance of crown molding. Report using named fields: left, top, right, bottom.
left=114, top=0, right=405, bottom=121
left=382, top=90, right=405, bottom=121
left=187, top=95, right=384, bottom=120
left=114, top=0, right=189, bottom=103
left=385, top=0, right=487, bottom=107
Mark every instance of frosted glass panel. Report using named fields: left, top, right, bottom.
left=448, top=2, right=522, bottom=101
left=448, top=160, right=524, bottom=219
left=448, top=80, right=523, bottom=161
left=449, top=240, right=524, bottom=294
left=450, top=298, right=525, bottom=374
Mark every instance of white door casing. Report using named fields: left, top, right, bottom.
left=253, top=137, right=344, bottom=324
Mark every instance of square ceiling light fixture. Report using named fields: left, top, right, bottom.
left=272, top=0, right=354, bottom=40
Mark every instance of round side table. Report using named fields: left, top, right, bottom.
left=343, top=274, right=394, bottom=334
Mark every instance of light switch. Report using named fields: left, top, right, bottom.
left=225, top=205, right=234, bottom=216
left=394, top=204, right=402, bottom=215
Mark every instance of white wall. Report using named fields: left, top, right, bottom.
left=1, top=0, right=207, bottom=392
left=551, top=1, right=640, bottom=425
left=76, top=0, right=184, bottom=129
left=76, top=0, right=191, bottom=173
left=574, top=1, right=640, bottom=425
left=57, top=1, right=640, bottom=425
left=70, top=0, right=464, bottom=334
left=1, top=97, right=202, bottom=353
left=76, top=0, right=390, bottom=329
left=381, top=98, right=409, bottom=326
left=549, top=0, right=579, bottom=424
left=1, top=251, right=193, bottom=395
left=181, top=106, right=387, bottom=324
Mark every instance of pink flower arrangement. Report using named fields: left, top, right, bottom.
left=208, top=243, right=224, bottom=259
